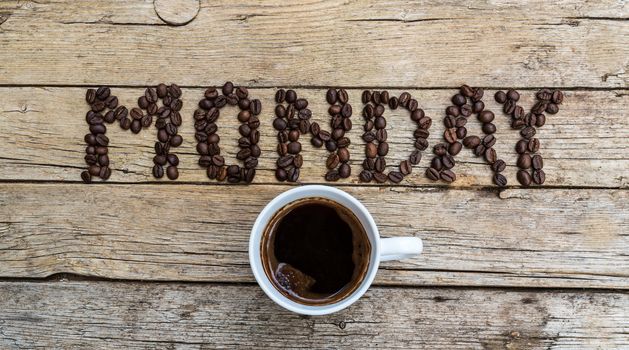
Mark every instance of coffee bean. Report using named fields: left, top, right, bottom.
left=326, top=140, right=337, bottom=152
left=372, top=91, right=381, bottom=104
left=407, top=99, right=418, bottom=112
left=363, top=157, right=375, bottom=170
left=373, top=172, right=388, bottom=183
left=452, top=94, right=466, bottom=106
left=99, top=166, right=111, bottom=180
left=164, top=166, right=178, bottom=180
left=287, top=141, right=301, bottom=154
left=506, top=89, right=520, bottom=101
left=460, top=85, right=475, bottom=97
left=153, top=154, right=167, bottom=166
left=375, top=156, right=386, bottom=173
left=285, top=90, right=297, bottom=103
left=311, top=137, right=323, bottom=148
left=517, top=153, right=532, bottom=169
left=275, top=168, right=288, bottom=181
left=414, top=138, right=428, bottom=150
left=535, top=114, right=546, bottom=127
left=105, top=96, right=118, bottom=109
left=504, top=100, right=516, bottom=114
left=409, top=150, right=422, bottom=165
left=387, top=171, right=403, bottom=183
left=95, top=134, right=109, bottom=147
left=472, top=88, right=484, bottom=102
left=275, top=89, right=286, bottom=103
left=528, top=138, right=540, bottom=153
left=426, top=167, right=440, bottom=181
left=511, top=118, right=525, bottom=129
left=399, top=160, right=412, bottom=176
left=157, top=129, right=169, bottom=143
left=546, top=103, right=559, bottom=114
left=478, top=110, right=495, bottom=123
left=474, top=144, right=486, bottom=156
left=448, top=142, right=462, bottom=156
left=455, top=117, right=467, bottom=128
left=532, top=155, right=543, bottom=170
left=532, top=169, right=545, bottom=184
left=250, top=144, right=261, bottom=157
left=374, top=104, right=385, bottom=117
left=294, top=98, right=308, bottom=110
left=84, top=154, right=97, bottom=165
left=434, top=143, right=447, bottom=156
left=456, top=127, right=467, bottom=139
left=446, top=105, right=459, bottom=117
left=389, top=96, right=399, bottom=109
left=517, top=169, right=532, bottom=186
left=491, top=159, right=506, bottom=173
left=440, top=169, right=456, bottom=183
left=493, top=173, right=507, bottom=187
left=552, top=90, right=564, bottom=104
left=520, top=126, right=536, bottom=139
left=364, top=120, right=374, bottom=131
left=483, top=135, right=496, bottom=148
left=326, top=153, right=340, bottom=169
left=431, top=157, right=443, bottom=171
left=472, top=101, right=485, bottom=113
left=337, top=137, right=350, bottom=148
left=494, top=90, right=507, bottom=104
left=484, top=148, right=497, bottom=164
left=361, top=90, right=372, bottom=104
left=414, top=129, right=430, bottom=139
left=96, top=87, right=110, bottom=100
left=418, top=116, right=432, bottom=130
left=444, top=128, right=457, bottom=144
left=339, top=163, right=351, bottom=178
left=325, top=169, right=340, bottom=182
left=359, top=170, right=373, bottom=182
left=114, top=106, right=128, bottom=120
left=399, top=92, right=411, bottom=107
left=442, top=154, right=455, bottom=169
left=120, top=117, right=131, bottom=130
left=513, top=106, right=524, bottom=119
left=482, top=123, right=496, bottom=134
left=460, top=104, right=472, bottom=117
left=532, top=101, right=547, bottom=114
left=444, top=115, right=456, bottom=129
left=150, top=163, right=164, bottom=178
left=288, top=129, right=300, bottom=142
left=374, top=117, right=386, bottom=129
left=341, top=104, right=352, bottom=118
left=325, top=89, right=338, bottom=104
left=463, top=135, right=481, bottom=148
left=338, top=89, right=349, bottom=104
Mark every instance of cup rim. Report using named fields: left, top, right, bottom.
left=249, top=185, right=381, bottom=315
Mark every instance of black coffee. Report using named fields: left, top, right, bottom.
left=261, top=198, right=371, bottom=305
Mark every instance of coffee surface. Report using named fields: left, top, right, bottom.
left=262, top=198, right=370, bottom=305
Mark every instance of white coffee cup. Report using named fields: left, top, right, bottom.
left=249, top=185, right=423, bottom=315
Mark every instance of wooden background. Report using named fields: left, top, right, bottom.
left=0, top=0, right=627, bottom=348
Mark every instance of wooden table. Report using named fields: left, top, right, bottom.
left=1, top=0, right=627, bottom=348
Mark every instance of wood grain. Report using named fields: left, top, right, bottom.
left=0, top=281, right=627, bottom=349
left=0, top=184, right=626, bottom=288
left=0, top=87, right=626, bottom=187
left=0, top=1, right=627, bottom=87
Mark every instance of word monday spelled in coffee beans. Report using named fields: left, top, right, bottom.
left=82, top=83, right=563, bottom=186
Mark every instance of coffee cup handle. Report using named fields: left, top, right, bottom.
left=380, top=237, right=423, bottom=261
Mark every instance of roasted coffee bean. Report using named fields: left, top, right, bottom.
left=105, top=96, right=118, bottom=109
left=372, top=91, right=381, bottom=104
left=165, top=166, right=178, bottom=180
left=363, top=104, right=374, bottom=119
left=444, top=115, right=456, bottom=128
left=399, top=160, right=412, bottom=175
left=341, top=104, right=352, bottom=118
left=363, top=157, right=375, bottom=170
left=164, top=154, right=178, bottom=166
left=366, top=143, right=377, bottom=158
left=84, top=154, right=97, bottom=165
left=157, top=129, right=169, bottom=143
left=325, top=169, right=340, bottom=182
left=506, top=89, right=520, bottom=101
left=141, top=115, right=152, bottom=128
left=250, top=130, right=260, bottom=145
left=417, top=116, right=432, bottom=130
left=299, top=108, right=312, bottom=120
left=483, top=135, right=496, bottom=148
left=199, top=156, right=212, bottom=167
left=206, top=165, right=218, bottom=179
left=426, top=167, right=440, bottom=181
left=153, top=154, right=167, bottom=166
left=532, top=169, right=545, bottom=184
left=445, top=105, right=459, bottom=117
left=491, top=159, right=506, bottom=173
left=275, top=167, right=288, bottom=181
left=532, top=154, right=543, bottom=170
left=511, top=118, right=525, bottom=129
left=504, top=100, right=516, bottom=115
left=414, top=137, right=428, bottom=150
left=361, top=90, right=372, bottom=104
left=472, top=88, right=484, bottom=102
left=407, top=99, right=418, bottom=112
left=517, top=169, right=532, bottom=186
left=528, top=138, right=540, bottom=153
left=514, top=139, right=527, bottom=154
left=299, top=120, right=309, bottom=134
left=91, top=101, right=106, bottom=112
left=513, top=106, right=524, bottom=119
left=374, top=104, right=385, bottom=117
left=434, top=143, right=447, bottom=156
left=199, top=99, right=214, bottom=110
left=375, top=156, right=386, bottom=172
left=114, top=106, right=128, bottom=120
left=460, top=104, right=472, bottom=117
left=169, top=84, right=182, bottom=98
left=239, top=124, right=251, bottom=137
left=217, top=166, right=228, bottom=181
left=285, top=167, right=299, bottom=182
left=520, top=126, right=536, bottom=139
left=237, top=148, right=252, bottom=160
left=326, top=89, right=338, bottom=104
left=197, top=142, right=209, bottom=155
left=495, top=90, right=507, bottom=104
left=474, top=144, right=486, bottom=156
left=546, top=103, right=559, bottom=114
left=452, top=94, right=466, bottom=106
left=478, top=110, right=495, bottom=123
left=456, top=127, right=467, bottom=139
left=250, top=144, right=261, bottom=157
left=444, top=128, right=457, bottom=144
left=493, top=173, right=507, bottom=187
left=207, top=133, right=220, bottom=144
left=431, top=157, right=443, bottom=171
left=472, top=101, right=485, bottom=113
left=337, top=137, right=350, bottom=148
left=88, top=164, right=101, bottom=177
left=130, top=108, right=144, bottom=120
left=80, top=170, right=92, bottom=183
left=399, top=92, right=411, bottom=107
left=294, top=98, right=308, bottom=110
left=95, top=134, right=109, bottom=147
left=388, top=96, right=399, bottom=109
left=318, top=130, right=331, bottom=142
left=517, top=153, right=532, bottom=169
left=144, top=87, right=158, bottom=104
left=482, top=123, right=496, bottom=134
left=274, top=89, right=286, bottom=103
left=120, top=117, right=131, bottom=130
left=338, top=89, right=349, bottom=104
left=86, top=146, right=96, bottom=155
left=364, top=120, right=374, bottom=131
left=442, top=154, right=455, bottom=169
left=455, top=117, right=467, bottom=128
left=484, top=148, right=497, bottom=164
left=96, top=87, right=110, bottom=100
left=220, top=81, right=234, bottom=96
left=532, top=101, right=547, bottom=114
left=285, top=89, right=297, bottom=103
left=103, top=111, right=115, bottom=124
left=460, top=85, right=474, bottom=97
left=325, top=140, right=337, bottom=152
left=414, top=129, right=430, bottom=139
left=338, top=163, right=351, bottom=178
left=448, top=142, right=462, bottom=156
left=359, top=170, right=373, bottom=182
left=440, top=169, right=456, bottom=183
left=99, top=166, right=111, bottom=180
left=535, top=114, right=546, bottom=127
left=374, top=116, right=386, bottom=129
left=311, top=137, right=323, bottom=148
left=152, top=164, right=165, bottom=178
left=287, top=129, right=300, bottom=142
left=287, top=141, right=301, bottom=154
left=373, top=172, right=387, bottom=183
left=552, top=90, right=564, bottom=104
left=325, top=153, right=340, bottom=169
left=332, top=128, right=344, bottom=140
left=337, top=148, right=350, bottom=163
left=250, top=99, right=262, bottom=115
left=147, top=103, right=158, bottom=115
left=387, top=171, right=403, bottom=183
left=409, top=150, right=422, bottom=165
left=86, top=89, right=97, bottom=104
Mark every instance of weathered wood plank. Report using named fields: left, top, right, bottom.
left=0, top=1, right=627, bottom=87
left=0, top=184, right=626, bottom=288
left=0, top=281, right=627, bottom=349
left=0, top=88, right=626, bottom=187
